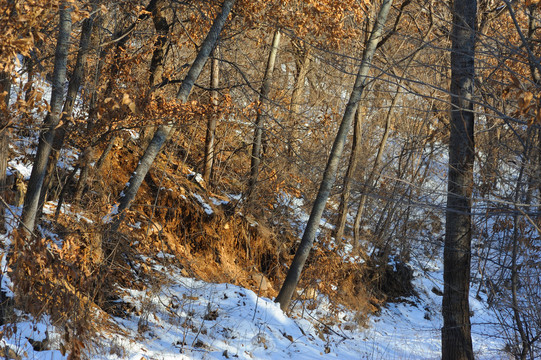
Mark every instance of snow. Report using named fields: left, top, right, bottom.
left=102, top=204, right=119, bottom=224
left=192, top=194, right=214, bottom=215
left=8, top=157, right=33, bottom=180
left=0, top=67, right=512, bottom=360
left=0, top=252, right=508, bottom=360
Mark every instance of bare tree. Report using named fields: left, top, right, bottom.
left=110, top=0, right=237, bottom=231
left=441, top=0, right=477, bottom=358
left=0, top=71, right=10, bottom=232
left=246, top=29, right=281, bottom=201
left=20, top=2, right=72, bottom=234
left=275, top=0, right=394, bottom=311
left=203, top=45, right=220, bottom=185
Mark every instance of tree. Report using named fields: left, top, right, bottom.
left=110, top=0, right=237, bottom=231
left=0, top=71, right=10, bottom=232
left=40, top=1, right=98, bottom=212
left=203, top=45, right=220, bottom=185
left=246, top=29, right=281, bottom=201
left=333, top=106, right=363, bottom=246
left=20, top=1, right=72, bottom=234
left=275, top=0, right=394, bottom=311
left=441, top=0, right=477, bottom=358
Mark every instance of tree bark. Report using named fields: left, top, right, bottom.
left=148, top=0, right=170, bottom=88
left=441, top=0, right=477, bottom=358
left=275, top=0, right=394, bottom=311
left=20, top=2, right=72, bottom=234
left=39, top=3, right=97, bottom=214
left=246, top=29, right=281, bottom=201
left=333, top=106, right=363, bottom=245
left=110, top=0, right=236, bottom=231
left=352, top=90, right=399, bottom=249
left=0, top=71, right=10, bottom=232
left=286, top=41, right=310, bottom=159
left=203, top=46, right=220, bottom=185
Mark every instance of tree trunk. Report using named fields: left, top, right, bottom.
left=95, top=135, right=116, bottom=171
left=39, top=3, right=96, bottom=215
left=352, top=90, right=399, bottom=249
left=275, top=0, right=394, bottom=312
left=0, top=71, right=10, bottom=232
left=441, top=0, right=477, bottom=358
left=333, top=106, right=363, bottom=244
left=148, top=0, right=170, bottom=88
left=511, top=159, right=530, bottom=360
left=110, top=0, right=236, bottom=231
left=287, top=41, right=310, bottom=159
left=203, top=46, right=220, bottom=185
left=246, top=29, right=281, bottom=201
left=20, top=2, right=72, bottom=234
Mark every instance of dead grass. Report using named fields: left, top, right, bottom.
left=8, top=138, right=414, bottom=358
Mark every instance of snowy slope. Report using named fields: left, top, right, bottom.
left=0, top=253, right=509, bottom=360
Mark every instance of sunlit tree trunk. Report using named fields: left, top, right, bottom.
left=246, top=29, right=281, bottom=201
left=333, top=106, right=363, bottom=245
left=203, top=46, right=220, bottom=185
left=20, top=2, right=72, bottom=234
left=110, top=0, right=236, bottom=231
left=39, top=4, right=97, bottom=214
left=286, top=40, right=310, bottom=159
left=0, top=71, right=10, bottom=232
left=275, top=0, right=394, bottom=311
left=441, top=0, right=477, bottom=358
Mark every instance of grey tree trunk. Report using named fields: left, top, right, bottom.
left=20, top=2, right=72, bottom=234
left=333, top=106, right=363, bottom=245
left=41, top=5, right=96, bottom=211
left=203, top=46, right=220, bottom=185
left=246, top=29, right=281, bottom=201
left=274, top=0, right=394, bottom=311
left=286, top=41, right=310, bottom=158
left=352, top=90, right=399, bottom=249
left=441, top=0, right=477, bottom=358
left=0, top=71, right=10, bottom=232
left=148, top=0, right=170, bottom=88
left=110, top=0, right=236, bottom=231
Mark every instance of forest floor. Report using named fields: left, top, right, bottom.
left=0, top=196, right=509, bottom=359
left=0, top=75, right=510, bottom=359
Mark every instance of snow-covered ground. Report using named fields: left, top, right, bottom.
left=0, top=165, right=509, bottom=360
left=0, top=68, right=511, bottom=360
left=0, top=250, right=508, bottom=360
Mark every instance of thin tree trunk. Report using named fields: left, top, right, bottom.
left=203, top=46, right=220, bottom=185
left=287, top=41, right=310, bottom=158
left=20, top=2, right=72, bottom=234
left=275, top=0, right=394, bottom=312
left=511, top=158, right=530, bottom=360
left=350, top=12, right=434, bottom=250
left=441, top=0, right=477, bottom=358
left=246, top=29, right=281, bottom=201
left=110, top=0, right=236, bottom=231
left=332, top=7, right=377, bottom=245
left=95, top=135, right=116, bottom=171
left=149, top=0, right=170, bottom=88
left=352, top=90, right=399, bottom=249
left=0, top=71, right=10, bottom=232
left=39, top=3, right=97, bottom=215
left=333, top=106, right=363, bottom=244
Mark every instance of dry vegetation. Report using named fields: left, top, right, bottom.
left=1, top=0, right=541, bottom=358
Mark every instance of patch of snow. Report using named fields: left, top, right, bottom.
left=209, top=197, right=229, bottom=206
left=193, top=194, right=213, bottom=215
left=102, top=204, right=119, bottom=224
left=8, top=158, right=33, bottom=180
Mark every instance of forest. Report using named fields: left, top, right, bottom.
left=0, top=0, right=540, bottom=359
